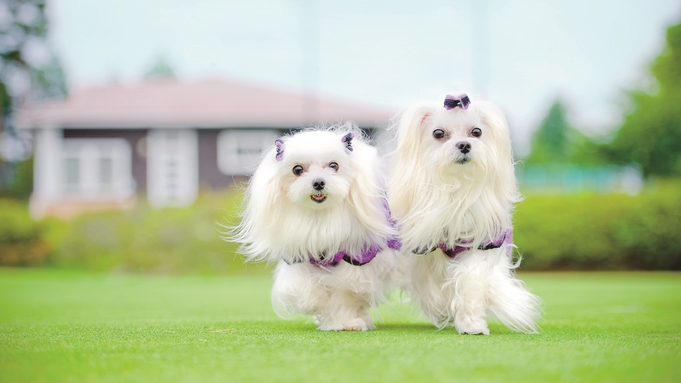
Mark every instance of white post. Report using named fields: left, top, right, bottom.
left=31, top=127, right=62, bottom=218
left=147, top=129, right=198, bottom=208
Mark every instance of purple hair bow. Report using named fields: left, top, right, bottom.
left=444, top=94, right=471, bottom=110
left=341, top=132, right=354, bottom=152
left=274, top=139, right=284, bottom=161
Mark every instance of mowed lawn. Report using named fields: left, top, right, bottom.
left=0, top=269, right=680, bottom=383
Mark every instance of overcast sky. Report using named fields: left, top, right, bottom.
left=48, top=0, right=681, bottom=155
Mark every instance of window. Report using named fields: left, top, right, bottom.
left=60, top=138, right=133, bottom=199
left=146, top=129, right=198, bottom=208
left=217, top=130, right=280, bottom=175
left=63, top=157, right=80, bottom=192
left=99, top=157, right=113, bottom=190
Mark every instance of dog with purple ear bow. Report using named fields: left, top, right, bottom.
left=388, top=94, right=541, bottom=334
left=232, top=125, right=400, bottom=331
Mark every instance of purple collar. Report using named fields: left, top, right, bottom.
left=287, top=198, right=402, bottom=267
left=413, top=228, right=513, bottom=258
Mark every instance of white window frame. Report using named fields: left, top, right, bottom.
left=217, top=129, right=280, bottom=175
left=60, top=138, right=134, bottom=200
left=146, top=129, right=198, bottom=208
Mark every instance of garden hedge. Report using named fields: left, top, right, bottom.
left=515, top=181, right=681, bottom=270
left=1, top=182, right=679, bottom=272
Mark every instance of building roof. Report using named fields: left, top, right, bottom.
left=16, top=78, right=394, bottom=129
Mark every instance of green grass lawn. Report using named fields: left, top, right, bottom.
left=1, top=269, right=680, bottom=383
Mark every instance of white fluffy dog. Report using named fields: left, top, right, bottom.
left=233, top=127, right=399, bottom=331
left=388, top=94, right=541, bottom=334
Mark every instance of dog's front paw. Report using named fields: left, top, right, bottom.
left=317, top=317, right=375, bottom=332
left=455, top=318, right=490, bottom=335
left=342, top=317, right=376, bottom=332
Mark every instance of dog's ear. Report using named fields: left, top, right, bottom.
left=476, top=102, right=512, bottom=161
left=388, top=103, right=435, bottom=226
left=345, top=140, right=396, bottom=241
left=394, top=103, right=433, bottom=159
left=232, top=141, right=284, bottom=262
left=474, top=101, right=521, bottom=203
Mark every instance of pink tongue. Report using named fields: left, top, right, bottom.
left=313, top=194, right=325, bottom=201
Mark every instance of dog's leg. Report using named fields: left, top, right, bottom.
left=486, top=251, right=541, bottom=333
left=316, top=264, right=384, bottom=331
left=314, top=288, right=375, bottom=331
left=447, top=251, right=492, bottom=335
left=271, top=261, right=330, bottom=319
left=409, top=253, right=453, bottom=329
left=272, top=264, right=378, bottom=332
left=271, top=261, right=381, bottom=331
left=314, top=255, right=399, bottom=332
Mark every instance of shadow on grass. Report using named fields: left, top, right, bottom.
left=222, top=319, right=537, bottom=337
left=376, top=323, right=436, bottom=332
left=378, top=322, right=540, bottom=337
left=250, top=321, right=437, bottom=334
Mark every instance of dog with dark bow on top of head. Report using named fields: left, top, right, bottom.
left=232, top=126, right=399, bottom=331
left=388, top=94, right=541, bottom=335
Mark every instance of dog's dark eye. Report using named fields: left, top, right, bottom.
left=329, top=162, right=339, bottom=171
left=432, top=129, right=446, bottom=140
left=470, top=128, right=482, bottom=138
left=292, top=165, right=304, bottom=176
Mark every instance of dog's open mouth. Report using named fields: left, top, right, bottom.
left=310, top=193, right=327, bottom=203
left=456, top=156, right=471, bottom=164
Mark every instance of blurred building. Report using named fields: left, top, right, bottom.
left=15, top=78, right=392, bottom=218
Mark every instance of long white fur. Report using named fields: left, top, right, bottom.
left=232, top=125, right=397, bottom=331
left=388, top=99, right=541, bottom=334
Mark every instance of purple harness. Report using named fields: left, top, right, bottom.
left=305, top=238, right=401, bottom=267
left=414, top=228, right=513, bottom=258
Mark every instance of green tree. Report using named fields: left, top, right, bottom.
left=143, top=56, right=176, bottom=80
left=525, top=99, right=604, bottom=165
left=0, top=0, right=66, bottom=197
left=604, top=21, right=681, bottom=177
left=0, top=0, right=67, bottom=119
left=525, top=100, right=570, bottom=163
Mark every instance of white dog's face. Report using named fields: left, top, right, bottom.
left=429, top=110, right=485, bottom=166
left=276, top=131, right=353, bottom=210
left=235, top=127, right=395, bottom=263
left=419, top=105, right=507, bottom=178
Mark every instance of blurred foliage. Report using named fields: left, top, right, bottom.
left=0, top=81, right=9, bottom=118
left=603, top=21, right=681, bottom=177
left=46, top=190, right=266, bottom=275
left=525, top=99, right=606, bottom=165
left=0, top=156, right=33, bottom=199
left=0, top=0, right=67, bottom=109
left=1, top=0, right=66, bottom=194
left=527, top=20, right=681, bottom=177
left=0, top=189, right=268, bottom=275
left=2, top=185, right=681, bottom=273
left=515, top=180, right=681, bottom=270
left=0, top=197, right=49, bottom=266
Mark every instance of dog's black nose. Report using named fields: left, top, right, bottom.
left=456, top=141, right=471, bottom=154
left=312, top=178, right=325, bottom=191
